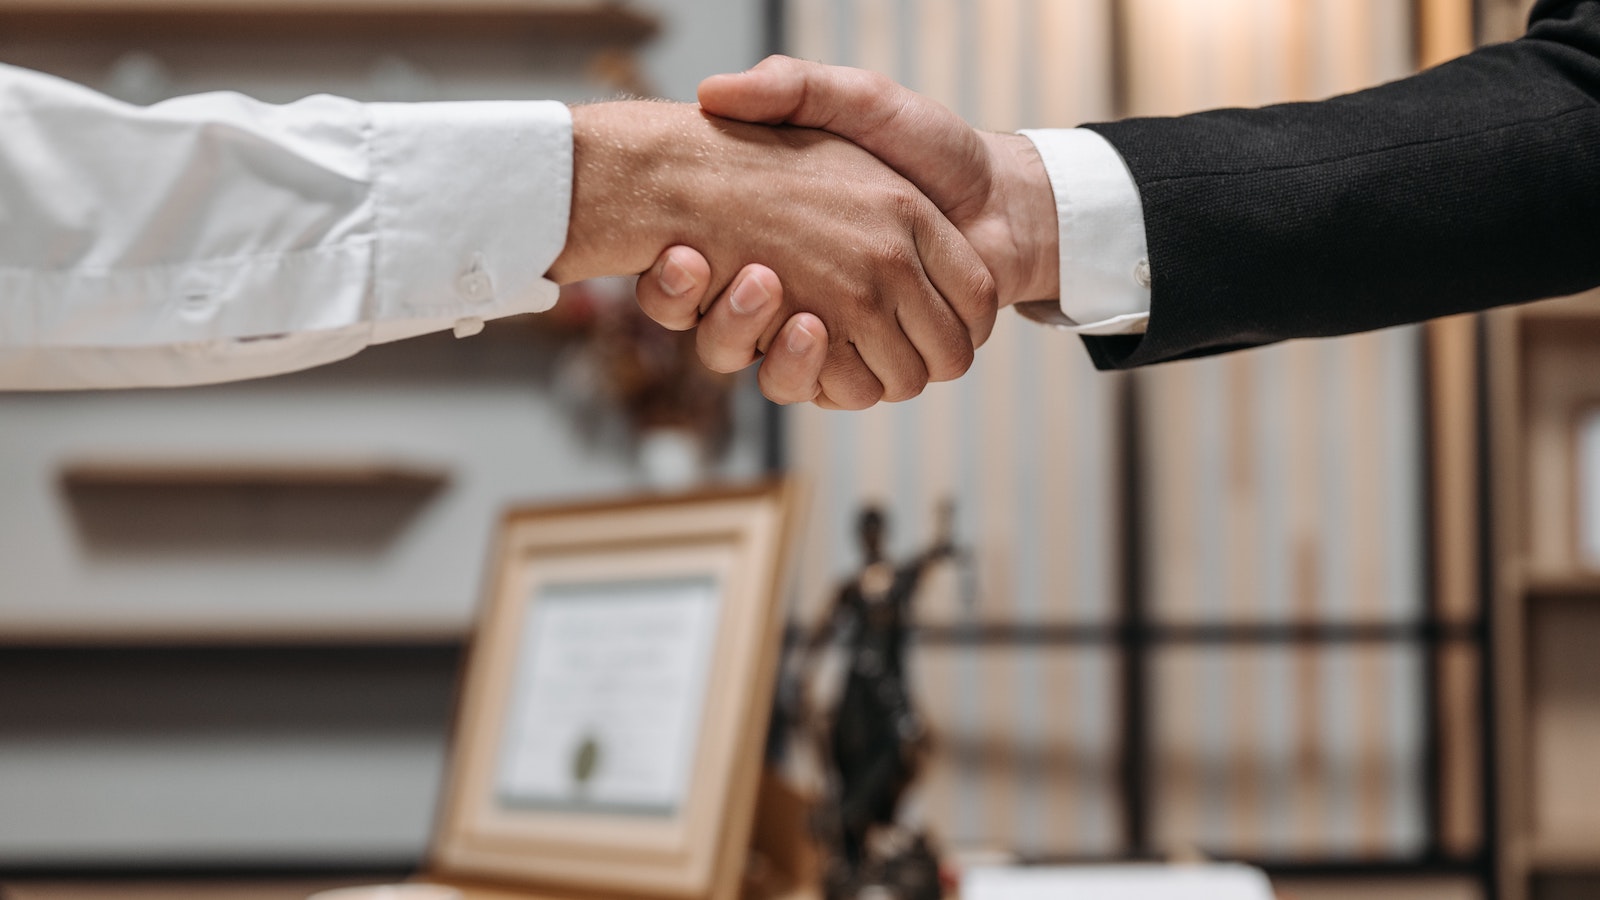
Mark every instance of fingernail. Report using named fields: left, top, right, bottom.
left=729, top=275, right=772, bottom=315
left=786, top=320, right=817, bottom=355
left=659, top=255, right=696, bottom=298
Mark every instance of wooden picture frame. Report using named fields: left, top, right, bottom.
left=427, top=482, right=800, bottom=900
left=1575, top=406, right=1600, bottom=572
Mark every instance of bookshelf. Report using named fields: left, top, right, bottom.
left=1487, top=288, right=1600, bottom=900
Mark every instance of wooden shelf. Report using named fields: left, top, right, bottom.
left=1525, top=572, right=1600, bottom=599
left=60, top=458, right=450, bottom=492
left=0, top=0, right=660, bottom=40
left=1523, top=836, right=1600, bottom=872
left=55, top=458, right=452, bottom=577
left=0, top=619, right=468, bottom=646
left=0, top=878, right=372, bottom=900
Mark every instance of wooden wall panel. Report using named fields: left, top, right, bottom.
left=1125, top=0, right=1430, bottom=858
left=782, top=0, right=1122, bottom=858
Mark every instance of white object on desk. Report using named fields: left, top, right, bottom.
left=307, top=886, right=461, bottom=900
left=963, top=863, right=1275, bottom=900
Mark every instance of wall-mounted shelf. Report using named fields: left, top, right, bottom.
left=0, top=0, right=659, bottom=41
left=58, top=458, right=451, bottom=563
left=1525, top=572, right=1600, bottom=599
left=60, top=458, right=451, bottom=492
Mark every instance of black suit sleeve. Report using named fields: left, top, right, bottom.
left=1075, top=0, right=1600, bottom=369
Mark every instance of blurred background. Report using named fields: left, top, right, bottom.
left=0, top=1, right=1595, bottom=899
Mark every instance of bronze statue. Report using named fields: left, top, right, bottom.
left=794, top=501, right=960, bottom=900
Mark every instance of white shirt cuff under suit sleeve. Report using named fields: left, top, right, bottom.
left=0, top=63, right=572, bottom=390
left=1017, top=127, right=1151, bottom=336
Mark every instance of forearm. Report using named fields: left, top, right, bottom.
left=0, top=62, right=569, bottom=389
left=1079, top=0, right=1600, bottom=368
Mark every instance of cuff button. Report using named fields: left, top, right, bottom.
left=457, top=252, right=494, bottom=303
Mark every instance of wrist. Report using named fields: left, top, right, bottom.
left=548, top=102, right=678, bottom=284
left=979, top=132, right=1060, bottom=307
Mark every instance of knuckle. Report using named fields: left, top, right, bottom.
left=969, top=266, right=999, bottom=311
left=843, top=283, right=886, bottom=318
left=862, top=70, right=896, bottom=94
left=882, top=375, right=928, bottom=404
left=929, top=338, right=975, bottom=382
left=868, top=231, right=919, bottom=276
left=950, top=266, right=999, bottom=345
left=884, top=353, right=930, bottom=403
left=886, top=186, right=926, bottom=223
left=829, top=376, right=881, bottom=411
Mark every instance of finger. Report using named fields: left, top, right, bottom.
left=698, top=56, right=988, bottom=219
left=891, top=291, right=973, bottom=385
left=636, top=245, right=713, bottom=331
left=912, top=209, right=1000, bottom=351
left=697, top=264, right=785, bottom=374
left=756, top=313, right=828, bottom=405
left=845, top=292, right=931, bottom=404
left=816, top=339, right=886, bottom=411
left=884, top=216, right=983, bottom=382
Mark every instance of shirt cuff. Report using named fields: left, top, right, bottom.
left=1018, top=127, right=1151, bottom=336
left=365, top=100, right=572, bottom=345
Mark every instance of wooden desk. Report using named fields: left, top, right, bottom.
left=0, top=881, right=821, bottom=900
left=0, top=879, right=374, bottom=900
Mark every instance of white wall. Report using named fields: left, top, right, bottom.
left=643, top=0, right=767, bottom=101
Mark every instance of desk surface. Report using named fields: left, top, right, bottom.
left=0, top=881, right=816, bottom=900
left=0, top=880, right=370, bottom=900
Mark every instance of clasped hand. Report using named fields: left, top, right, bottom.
left=548, top=57, right=1060, bottom=410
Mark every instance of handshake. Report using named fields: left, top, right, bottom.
left=547, top=56, right=1062, bottom=411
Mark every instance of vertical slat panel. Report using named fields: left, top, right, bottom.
left=777, top=0, right=1222, bottom=851
left=783, top=0, right=838, bottom=635
left=1419, top=0, right=1485, bottom=864
left=1126, top=0, right=1426, bottom=859
left=783, top=0, right=1121, bottom=857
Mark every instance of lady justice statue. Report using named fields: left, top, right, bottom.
left=793, top=500, right=963, bottom=900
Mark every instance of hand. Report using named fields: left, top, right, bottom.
left=685, top=56, right=1062, bottom=405
left=547, top=100, right=996, bottom=409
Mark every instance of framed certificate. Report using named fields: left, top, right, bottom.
left=1578, top=408, right=1600, bottom=571
left=429, top=482, right=799, bottom=900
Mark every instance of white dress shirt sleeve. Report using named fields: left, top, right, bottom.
left=1017, top=127, right=1151, bottom=336
left=0, top=63, right=573, bottom=390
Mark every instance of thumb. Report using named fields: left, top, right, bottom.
left=699, top=56, right=991, bottom=222
left=697, top=55, right=814, bottom=125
